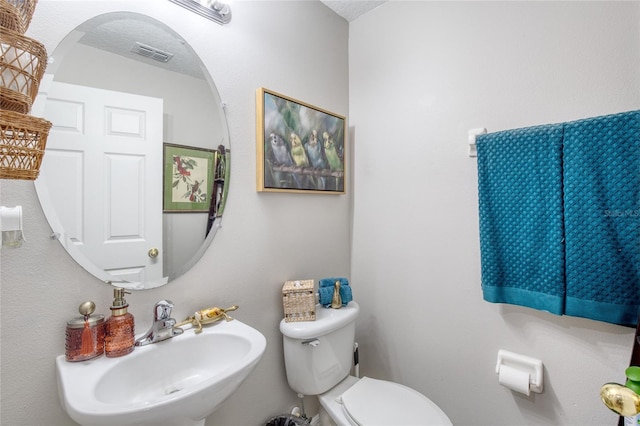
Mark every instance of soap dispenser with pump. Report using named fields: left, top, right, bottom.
left=105, top=287, right=135, bottom=358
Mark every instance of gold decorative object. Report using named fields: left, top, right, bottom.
left=330, top=280, right=342, bottom=309
left=600, top=383, right=640, bottom=417
left=176, top=305, right=238, bottom=334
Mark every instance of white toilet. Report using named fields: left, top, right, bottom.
left=279, top=301, right=452, bottom=426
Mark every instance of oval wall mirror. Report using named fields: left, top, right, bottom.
left=34, top=12, right=230, bottom=290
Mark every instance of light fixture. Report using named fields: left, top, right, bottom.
left=168, top=0, right=232, bottom=25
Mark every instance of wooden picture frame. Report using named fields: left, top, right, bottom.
left=163, top=143, right=216, bottom=212
left=256, top=87, right=346, bottom=194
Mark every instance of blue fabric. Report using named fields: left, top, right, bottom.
left=318, top=287, right=333, bottom=305
left=477, top=125, right=566, bottom=315
left=319, top=277, right=349, bottom=288
left=339, top=285, right=353, bottom=305
left=318, top=277, right=353, bottom=307
left=477, top=110, right=640, bottom=326
left=563, top=111, right=640, bottom=326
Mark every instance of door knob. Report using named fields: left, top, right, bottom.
left=148, top=248, right=159, bottom=258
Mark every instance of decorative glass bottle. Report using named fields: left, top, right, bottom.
left=104, top=287, right=135, bottom=358
left=65, top=301, right=105, bottom=362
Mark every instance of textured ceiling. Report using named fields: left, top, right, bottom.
left=69, top=12, right=204, bottom=79
left=320, top=1, right=386, bottom=22
left=71, top=2, right=387, bottom=79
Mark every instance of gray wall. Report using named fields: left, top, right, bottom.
left=349, top=2, right=640, bottom=425
left=0, top=1, right=348, bottom=425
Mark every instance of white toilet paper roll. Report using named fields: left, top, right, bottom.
left=498, top=364, right=531, bottom=395
left=0, top=206, right=25, bottom=248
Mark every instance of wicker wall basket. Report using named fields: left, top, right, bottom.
left=0, top=110, right=52, bottom=180
left=0, top=0, right=37, bottom=34
left=0, top=27, right=47, bottom=114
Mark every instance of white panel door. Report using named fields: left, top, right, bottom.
left=38, top=82, right=164, bottom=287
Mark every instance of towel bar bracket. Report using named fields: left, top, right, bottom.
left=468, top=127, right=487, bottom=157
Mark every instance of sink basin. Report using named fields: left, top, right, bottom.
left=56, top=318, right=266, bottom=426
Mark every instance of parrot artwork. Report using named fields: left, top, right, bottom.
left=305, top=130, right=326, bottom=168
left=289, top=132, right=309, bottom=167
left=269, top=132, right=293, bottom=166
left=305, top=130, right=327, bottom=190
left=268, top=132, right=301, bottom=188
left=323, top=131, right=343, bottom=191
left=290, top=132, right=314, bottom=188
left=323, top=131, right=343, bottom=171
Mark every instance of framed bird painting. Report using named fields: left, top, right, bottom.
left=163, top=143, right=217, bottom=212
left=256, top=87, right=346, bottom=194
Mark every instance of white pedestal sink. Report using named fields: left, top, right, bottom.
left=56, top=318, right=266, bottom=426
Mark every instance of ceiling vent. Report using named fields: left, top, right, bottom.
left=131, top=42, right=174, bottom=63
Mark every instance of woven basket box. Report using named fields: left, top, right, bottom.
left=282, top=280, right=316, bottom=322
left=0, top=0, right=37, bottom=34
left=0, top=28, right=48, bottom=114
left=0, top=110, right=51, bottom=180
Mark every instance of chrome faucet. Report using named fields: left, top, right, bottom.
left=135, top=299, right=183, bottom=346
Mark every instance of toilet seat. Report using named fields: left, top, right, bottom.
left=338, top=377, right=452, bottom=426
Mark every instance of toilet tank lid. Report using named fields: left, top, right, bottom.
left=280, top=301, right=360, bottom=339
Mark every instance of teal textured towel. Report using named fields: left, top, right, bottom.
left=477, top=124, right=566, bottom=315
left=563, top=111, right=640, bottom=326
left=318, top=287, right=333, bottom=305
left=477, top=110, right=640, bottom=326
left=319, top=277, right=349, bottom=288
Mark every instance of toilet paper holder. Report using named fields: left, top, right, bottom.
left=495, top=349, right=544, bottom=394
left=0, top=205, right=25, bottom=249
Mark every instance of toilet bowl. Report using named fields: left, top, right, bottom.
left=279, top=301, right=452, bottom=426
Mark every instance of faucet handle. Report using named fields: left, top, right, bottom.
left=154, top=299, right=175, bottom=321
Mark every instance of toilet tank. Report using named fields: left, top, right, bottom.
left=279, top=301, right=360, bottom=396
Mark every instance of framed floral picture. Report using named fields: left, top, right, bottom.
left=163, top=143, right=216, bottom=212
left=256, top=87, right=346, bottom=194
